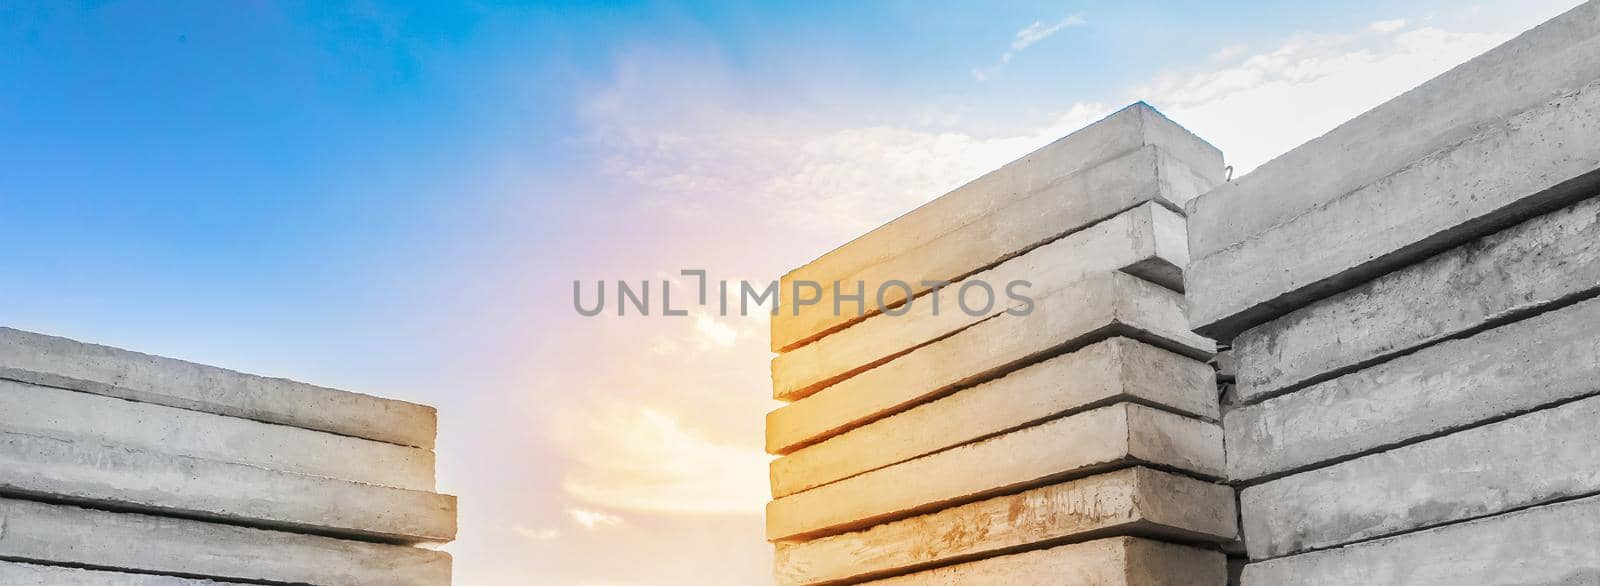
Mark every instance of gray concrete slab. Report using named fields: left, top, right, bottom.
left=866, top=537, right=1226, bottom=586
left=1188, top=0, right=1600, bottom=261
left=0, top=327, right=435, bottom=448
left=0, top=497, right=451, bottom=586
left=0, top=429, right=456, bottom=543
left=774, top=102, right=1221, bottom=352
left=1240, top=393, right=1600, bottom=559
left=1227, top=294, right=1600, bottom=482
left=773, top=202, right=1189, bottom=402
left=0, top=379, right=433, bottom=491
left=1188, top=76, right=1600, bottom=340
left=1229, top=191, right=1600, bottom=403
left=767, top=402, right=1223, bottom=541
left=767, top=271, right=1215, bottom=454
left=774, top=467, right=1236, bottom=585
left=771, top=337, right=1216, bottom=498
left=1241, top=493, right=1600, bottom=585
left=0, top=561, right=251, bottom=585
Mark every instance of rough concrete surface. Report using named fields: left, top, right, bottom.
left=0, top=327, right=436, bottom=448
left=0, top=561, right=251, bottom=585
left=1230, top=191, right=1600, bottom=403
left=1188, top=75, right=1600, bottom=339
left=771, top=337, right=1216, bottom=498
left=772, top=202, right=1189, bottom=401
left=774, top=467, right=1237, bottom=585
left=773, top=102, right=1222, bottom=352
left=1188, top=0, right=1600, bottom=260
left=0, top=429, right=457, bottom=542
left=1227, top=294, right=1600, bottom=482
left=767, top=271, right=1214, bottom=454
left=767, top=402, right=1223, bottom=541
left=1241, top=492, right=1600, bottom=585
left=866, top=537, right=1226, bottom=586
left=0, top=496, right=452, bottom=585
left=0, top=379, right=434, bottom=491
left=1241, top=392, right=1600, bottom=559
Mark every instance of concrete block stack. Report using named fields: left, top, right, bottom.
left=0, top=327, right=455, bottom=585
left=1184, top=2, right=1600, bottom=584
left=765, top=103, right=1236, bottom=584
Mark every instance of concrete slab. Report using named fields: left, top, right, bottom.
left=767, top=271, right=1215, bottom=454
left=1227, top=294, right=1600, bottom=482
left=1241, top=492, right=1600, bottom=586
left=0, top=429, right=456, bottom=543
left=767, top=403, right=1223, bottom=541
left=1240, top=392, right=1600, bottom=559
left=774, top=467, right=1237, bottom=585
left=0, top=497, right=451, bottom=586
left=0, top=561, right=251, bottom=585
left=1188, top=76, right=1600, bottom=340
left=774, top=102, right=1222, bottom=352
left=771, top=338, right=1216, bottom=498
left=0, top=379, right=433, bottom=491
left=0, top=327, right=435, bottom=448
left=865, top=537, right=1226, bottom=586
left=1229, top=191, right=1600, bottom=403
left=1188, top=0, right=1600, bottom=260
left=773, top=202, right=1189, bottom=402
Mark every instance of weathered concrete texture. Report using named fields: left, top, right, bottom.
left=0, top=327, right=435, bottom=448
left=1188, top=0, right=1600, bottom=261
left=866, top=537, right=1226, bottom=586
left=772, top=202, right=1189, bottom=402
left=1240, top=392, right=1600, bottom=559
left=767, top=402, right=1222, bottom=541
left=1230, top=191, right=1600, bottom=403
left=1227, top=294, right=1600, bottom=482
left=773, top=102, right=1222, bottom=352
left=0, top=379, right=433, bottom=491
left=767, top=271, right=1214, bottom=454
left=771, top=338, right=1216, bottom=498
left=0, top=430, right=457, bottom=543
left=0, top=561, right=251, bottom=585
left=1188, top=74, right=1600, bottom=339
left=774, top=467, right=1237, bottom=585
left=1241, top=492, right=1600, bottom=586
left=0, top=497, right=452, bottom=585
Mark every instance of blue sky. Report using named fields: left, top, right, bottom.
left=0, top=1, right=1583, bottom=584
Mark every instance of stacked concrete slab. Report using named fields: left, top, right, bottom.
left=1184, top=3, right=1600, bottom=584
left=765, top=103, right=1236, bottom=584
left=0, top=327, right=455, bottom=585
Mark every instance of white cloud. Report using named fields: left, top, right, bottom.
left=976, top=14, right=1086, bottom=80
left=1014, top=15, right=1086, bottom=51
left=691, top=312, right=738, bottom=349
left=1210, top=43, right=1248, bottom=62
left=1138, top=26, right=1509, bottom=173
left=513, top=525, right=561, bottom=541
left=1369, top=18, right=1409, bottom=33
left=588, top=19, right=1514, bottom=237
left=568, top=508, right=625, bottom=530
left=548, top=399, right=771, bottom=515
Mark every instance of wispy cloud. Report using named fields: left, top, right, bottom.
left=975, top=15, right=1086, bottom=80
left=568, top=508, right=625, bottom=530
left=548, top=399, right=771, bottom=515
left=1137, top=25, right=1508, bottom=172
left=1369, top=18, right=1409, bottom=33
left=1013, top=15, right=1086, bottom=52
left=513, top=525, right=561, bottom=541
